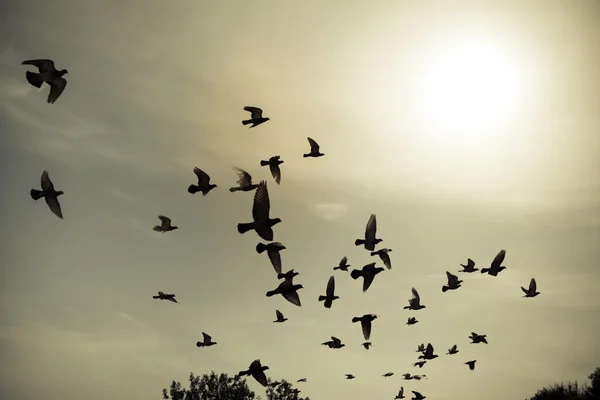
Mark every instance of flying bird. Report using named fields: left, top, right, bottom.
left=297, top=378, right=307, bottom=383
left=352, top=314, right=378, bottom=341
left=333, top=256, right=350, bottom=271
left=345, top=374, right=355, bottom=380
left=370, top=248, right=393, bottom=269
left=404, top=288, right=426, bottom=311
left=402, top=373, right=414, bottom=380
left=277, top=269, right=299, bottom=281
left=481, top=249, right=507, bottom=276
left=442, top=271, right=463, bottom=292
left=361, top=342, right=373, bottom=350
left=196, top=332, right=217, bottom=347
left=187, top=167, right=217, bottom=195
left=395, top=387, right=406, bottom=399
left=152, top=291, right=178, bottom=304
left=30, top=170, right=64, bottom=219
left=354, top=214, right=382, bottom=251
left=256, top=242, right=286, bottom=274
left=153, top=215, right=178, bottom=233
left=237, top=181, right=281, bottom=241
left=416, top=344, right=425, bottom=353
left=318, top=275, right=339, bottom=309
left=303, top=137, right=324, bottom=158
left=413, top=361, right=426, bottom=368
left=266, top=279, right=303, bottom=307
left=465, top=360, right=477, bottom=371
left=237, top=359, right=270, bottom=387
left=322, top=336, right=345, bottom=349
left=411, top=391, right=426, bottom=400
left=418, top=344, right=438, bottom=360
left=273, top=309, right=287, bottom=323
left=413, top=375, right=427, bottom=381
left=406, top=317, right=418, bottom=326
left=21, top=59, right=68, bottom=104
left=350, top=262, right=385, bottom=292
left=383, top=372, right=394, bottom=377
left=242, top=106, right=270, bottom=128
left=459, top=258, right=478, bottom=273
left=469, top=332, right=488, bottom=344
left=260, top=155, right=284, bottom=184
left=447, top=344, right=459, bottom=355
left=521, top=278, right=540, bottom=298
left=229, top=167, right=258, bottom=192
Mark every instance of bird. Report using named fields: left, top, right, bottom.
left=395, top=387, right=406, bottom=399
left=297, top=378, right=307, bottom=383
left=187, top=167, right=217, bottom=196
left=411, top=391, right=426, bottom=400
left=322, top=336, right=345, bottom=349
left=237, top=359, right=269, bottom=387
left=256, top=242, right=286, bottom=274
left=354, top=214, right=382, bottom=251
left=277, top=269, right=299, bottom=281
left=260, top=156, right=284, bottom=185
left=469, top=332, right=488, bottom=344
left=333, top=256, right=350, bottom=271
left=404, top=288, right=426, bottom=311
left=383, top=372, right=394, bottom=377
left=318, top=276, right=339, bottom=309
left=459, top=258, right=478, bottom=273
left=303, top=137, right=325, bottom=158
left=21, top=59, right=68, bottom=104
left=412, top=375, right=427, bottom=381
left=465, top=360, right=477, bottom=371
left=447, top=344, right=459, bottom=355
left=406, top=317, right=418, bottom=326
left=350, top=262, right=385, bottom=292
left=229, top=167, right=258, bottom=192
left=266, top=279, right=303, bottom=307
left=237, top=180, right=282, bottom=241
left=152, top=215, right=178, bottom=233
left=361, top=342, right=373, bottom=350
left=418, top=343, right=438, bottom=360
left=152, top=291, right=178, bottom=304
left=273, top=309, right=287, bottom=323
left=481, top=249, right=507, bottom=276
left=442, top=271, right=463, bottom=292
left=521, top=278, right=540, bottom=298
left=416, top=343, right=426, bottom=354
left=413, top=361, right=426, bottom=368
left=30, top=170, right=64, bottom=219
left=352, top=314, right=378, bottom=341
left=196, top=332, right=217, bottom=347
left=345, top=374, right=355, bottom=380
left=402, top=373, right=414, bottom=380
left=370, top=248, right=393, bottom=269
left=242, top=106, right=270, bottom=128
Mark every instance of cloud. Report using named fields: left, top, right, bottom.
left=309, top=202, right=349, bottom=222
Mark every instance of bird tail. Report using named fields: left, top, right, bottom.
left=303, top=154, right=310, bottom=158
left=152, top=225, right=163, bottom=232
left=370, top=251, right=378, bottom=256
left=266, top=290, right=277, bottom=297
left=237, top=222, right=254, bottom=234
left=442, top=286, right=448, bottom=293
left=318, top=295, right=326, bottom=302
left=237, top=370, right=250, bottom=377
left=480, top=268, right=489, bottom=274
left=242, top=119, right=253, bottom=126
left=354, top=239, right=365, bottom=247
left=351, top=317, right=361, bottom=323
left=187, top=185, right=200, bottom=194
left=30, top=189, right=44, bottom=201
left=350, top=269, right=363, bottom=280
left=333, top=266, right=340, bottom=270
left=152, top=296, right=160, bottom=299
left=256, top=243, right=267, bottom=254
left=25, top=71, right=44, bottom=88
left=229, top=187, right=240, bottom=192
left=196, top=342, right=204, bottom=347
left=260, top=160, right=269, bottom=166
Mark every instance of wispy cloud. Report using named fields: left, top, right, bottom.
left=309, top=202, right=349, bottom=222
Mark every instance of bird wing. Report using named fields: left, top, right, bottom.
left=193, top=167, right=210, bottom=185
left=340, top=256, right=348, bottom=266
left=275, top=309, right=284, bottom=320
left=361, top=320, right=372, bottom=340
left=47, top=77, right=67, bottom=104
left=244, top=106, right=263, bottom=119
left=364, top=214, right=377, bottom=242
left=307, top=137, right=320, bottom=153
left=45, top=196, right=63, bottom=219
left=380, top=252, right=391, bottom=269
left=40, top=170, right=55, bottom=192
left=158, top=215, right=171, bottom=226
left=362, top=273, right=375, bottom=292
left=530, top=278, right=536, bottom=292
left=425, top=343, right=434, bottom=357
left=331, top=336, right=341, bottom=346
left=269, top=163, right=281, bottom=184
left=233, top=167, right=252, bottom=186
left=447, top=271, right=458, bottom=285
left=399, top=387, right=404, bottom=396
left=268, top=250, right=282, bottom=274
left=491, top=249, right=506, bottom=269
left=451, top=344, right=457, bottom=352
left=411, top=287, right=420, bottom=303
left=22, top=59, right=56, bottom=73
left=252, top=181, right=270, bottom=222
left=252, top=370, right=268, bottom=387
left=467, top=258, right=475, bottom=267
left=202, top=332, right=211, bottom=343
left=282, top=288, right=301, bottom=307
left=326, top=275, right=335, bottom=297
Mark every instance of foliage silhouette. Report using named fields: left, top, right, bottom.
left=527, top=366, right=599, bottom=400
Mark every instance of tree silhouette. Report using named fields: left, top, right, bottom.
left=266, top=378, right=310, bottom=400
left=527, top=366, right=599, bottom=400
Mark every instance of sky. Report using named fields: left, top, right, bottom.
left=0, top=1, right=599, bottom=399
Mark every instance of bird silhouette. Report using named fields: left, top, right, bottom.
left=21, top=59, right=68, bottom=103
left=413, top=361, right=427, bottom=368
left=187, top=167, right=217, bottom=195
left=297, top=378, right=307, bottom=383
left=416, top=343, right=425, bottom=353
left=442, top=271, right=463, bottom=292
left=322, top=336, right=345, bottom=349
left=237, top=359, right=270, bottom=387
left=266, top=279, right=303, bottom=307
left=404, top=288, right=426, bottom=310
left=277, top=269, right=299, bottom=281
left=406, top=317, right=418, bottom=326
left=237, top=181, right=281, bottom=241
left=395, top=387, right=406, bottom=399
left=361, top=341, right=373, bottom=350
left=521, top=278, right=540, bottom=298
left=318, top=275, right=339, bottom=309
left=418, top=343, right=438, bottom=360
left=354, top=214, right=382, bottom=251
left=411, top=391, right=426, bottom=400
left=469, top=332, right=488, bottom=344
left=383, top=372, right=394, bottom=377
left=447, top=344, right=459, bottom=355
left=303, top=137, right=324, bottom=158
left=459, top=258, right=478, bottom=273
left=273, top=309, right=287, bottom=323
left=256, top=242, right=286, bottom=274
left=229, top=167, right=258, bottom=192
left=260, top=155, right=284, bottom=185
left=402, top=373, right=414, bottom=380
left=465, top=360, right=477, bottom=370
left=196, top=332, right=217, bottom=347
left=333, top=256, right=350, bottom=271
left=152, top=291, right=178, bottom=304
left=345, top=374, right=355, bottom=379
left=352, top=314, right=378, bottom=341
left=481, top=249, right=507, bottom=276
left=152, top=215, right=178, bottom=233
left=413, top=375, right=427, bottom=381
left=30, top=170, right=64, bottom=219
left=350, top=262, right=385, bottom=292
left=370, top=248, right=393, bottom=269
left=242, top=106, right=270, bottom=128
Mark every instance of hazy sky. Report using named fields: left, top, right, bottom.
left=1, top=1, right=599, bottom=399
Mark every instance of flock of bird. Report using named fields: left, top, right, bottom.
left=22, top=58, right=541, bottom=400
